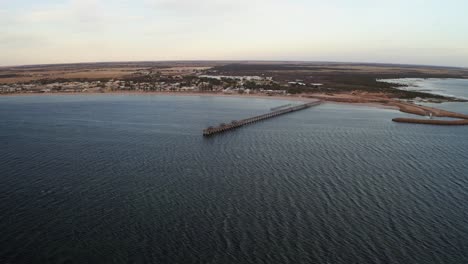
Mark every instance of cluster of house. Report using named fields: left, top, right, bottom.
left=105, top=80, right=211, bottom=92
left=198, top=75, right=273, bottom=82
left=220, top=87, right=287, bottom=95
left=288, top=79, right=323, bottom=88
left=0, top=82, right=101, bottom=93
left=1, top=84, right=24, bottom=93
left=1, top=75, right=295, bottom=95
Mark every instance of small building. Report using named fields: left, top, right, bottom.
left=310, top=83, right=324, bottom=88
left=288, top=82, right=306, bottom=86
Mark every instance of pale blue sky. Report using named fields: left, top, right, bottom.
left=1, top=0, right=467, bottom=66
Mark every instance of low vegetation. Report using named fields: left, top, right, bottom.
left=1, top=62, right=467, bottom=100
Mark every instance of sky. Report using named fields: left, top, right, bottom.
left=1, top=0, right=468, bottom=67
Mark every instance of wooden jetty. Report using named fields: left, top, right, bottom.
left=270, top=104, right=292, bottom=111
left=203, top=101, right=322, bottom=136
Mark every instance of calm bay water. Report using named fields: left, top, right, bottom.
left=381, top=78, right=468, bottom=100
left=1, top=95, right=468, bottom=263
left=381, top=78, right=468, bottom=115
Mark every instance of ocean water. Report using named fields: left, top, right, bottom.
left=380, top=78, right=468, bottom=115
left=1, top=95, right=468, bottom=264
left=380, top=78, right=468, bottom=100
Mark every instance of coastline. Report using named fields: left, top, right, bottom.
left=0, top=91, right=403, bottom=111
left=0, top=91, right=313, bottom=102
left=2, top=91, right=468, bottom=125
left=379, top=78, right=468, bottom=102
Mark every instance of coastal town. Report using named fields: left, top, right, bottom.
left=2, top=62, right=468, bottom=126
left=3, top=62, right=467, bottom=101
left=0, top=64, right=329, bottom=96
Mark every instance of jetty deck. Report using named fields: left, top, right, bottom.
left=270, top=104, right=292, bottom=111
left=203, top=101, right=322, bottom=136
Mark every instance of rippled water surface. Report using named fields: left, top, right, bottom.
left=381, top=78, right=468, bottom=100
left=1, top=95, right=468, bottom=263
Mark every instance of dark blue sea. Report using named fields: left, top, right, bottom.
left=1, top=94, right=468, bottom=263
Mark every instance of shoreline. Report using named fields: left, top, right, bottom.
left=0, top=91, right=314, bottom=102
left=0, top=91, right=403, bottom=111
left=2, top=91, right=468, bottom=125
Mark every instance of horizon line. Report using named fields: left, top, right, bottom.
left=1, top=60, right=467, bottom=70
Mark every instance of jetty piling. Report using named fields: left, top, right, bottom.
left=203, top=101, right=321, bottom=136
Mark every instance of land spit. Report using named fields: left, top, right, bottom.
left=306, top=93, right=468, bottom=126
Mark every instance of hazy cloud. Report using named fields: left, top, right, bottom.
left=1, top=0, right=468, bottom=66
left=143, top=0, right=272, bottom=16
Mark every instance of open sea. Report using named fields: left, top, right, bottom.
left=1, top=91, right=468, bottom=263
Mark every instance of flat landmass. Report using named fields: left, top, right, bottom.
left=2, top=61, right=468, bottom=125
